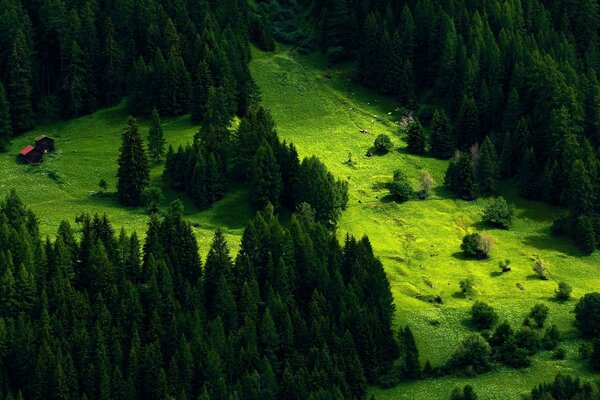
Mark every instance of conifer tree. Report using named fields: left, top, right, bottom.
left=446, top=152, right=476, bottom=200
left=204, top=229, right=233, bottom=318
left=62, top=41, right=87, bottom=117
left=100, top=18, right=124, bottom=106
left=575, top=215, right=597, bottom=254
left=399, top=326, right=420, bottom=379
left=251, top=141, right=282, bottom=209
left=477, top=137, right=500, bottom=194
left=430, top=109, right=453, bottom=159
left=7, top=30, right=34, bottom=133
left=406, top=118, right=426, bottom=154
left=117, top=116, right=150, bottom=206
left=456, top=96, right=480, bottom=149
left=190, top=59, right=212, bottom=122
left=518, top=148, right=541, bottom=200
left=147, top=108, right=165, bottom=163
left=567, top=159, right=596, bottom=216
left=0, top=81, right=12, bottom=151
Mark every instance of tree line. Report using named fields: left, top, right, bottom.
left=261, top=0, right=600, bottom=252
left=162, top=106, right=349, bottom=225
left=0, top=0, right=273, bottom=151
left=0, top=190, right=401, bottom=399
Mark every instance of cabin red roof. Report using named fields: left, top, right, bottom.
left=20, top=145, right=34, bottom=156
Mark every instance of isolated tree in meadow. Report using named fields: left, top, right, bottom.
left=419, top=171, right=434, bottom=199
left=406, top=119, right=426, bottom=154
left=555, top=281, right=573, bottom=301
left=117, top=116, right=150, bottom=206
left=482, top=197, right=514, bottom=229
left=430, top=109, right=453, bottom=159
left=471, top=301, right=498, bottom=330
left=250, top=141, right=282, bottom=209
left=148, top=108, right=166, bottom=162
left=388, top=170, right=413, bottom=202
left=374, top=134, right=393, bottom=154
left=0, top=82, right=12, bottom=151
left=529, top=304, right=549, bottom=328
left=477, top=137, right=500, bottom=194
left=7, top=30, right=34, bottom=133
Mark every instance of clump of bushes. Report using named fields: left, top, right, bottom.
left=498, top=259, right=511, bottom=273
left=459, top=278, right=474, bottom=297
left=575, top=292, right=600, bottom=338
left=482, top=197, right=515, bottom=229
left=446, top=334, right=493, bottom=375
left=374, top=134, right=393, bottom=154
left=529, top=303, right=550, bottom=328
left=461, top=232, right=494, bottom=259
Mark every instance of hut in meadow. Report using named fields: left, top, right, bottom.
left=35, top=135, right=55, bottom=153
left=19, top=145, right=43, bottom=163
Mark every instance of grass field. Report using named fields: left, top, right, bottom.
left=249, top=48, right=600, bottom=398
left=1, top=47, right=599, bottom=399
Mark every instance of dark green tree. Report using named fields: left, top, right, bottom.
left=430, top=109, right=453, bottom=159
left=117, top=116, right=150, bottom=206
left=250, top=141, right=282, bottom=209
left=406, top=119, right=426, bottom=154
left=477, top=137, right=500, bottom=194
left=7, top=30, right=34, bottom=132
left=0, top=81, right=11, bottom=151
left=147, top=108, right=165, bottom=163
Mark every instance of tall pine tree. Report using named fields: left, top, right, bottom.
left=117, top=116, right=150, bottom=206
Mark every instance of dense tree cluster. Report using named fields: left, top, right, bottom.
left=0, top=190, right=401, bottom=399
left=0, top=0, right=269, bottom=151
left=164, top=106, right=348, bottom=224
left=266, top=0, right=600, bottom=252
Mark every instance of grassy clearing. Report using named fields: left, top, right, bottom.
left=250, top=47, right=600, bottom=398
left=0, top=105, right=251, bottom=257
left=1, top=46, right=599, bottom=399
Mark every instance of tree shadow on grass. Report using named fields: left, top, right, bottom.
left=522, top=230, right=582, bottom=257
left=451, top=251, right=468, bottom=261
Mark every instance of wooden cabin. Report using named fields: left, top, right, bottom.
left=35, top=135, right=55, bottom=153
left=19, top=145, right=43, bottom=163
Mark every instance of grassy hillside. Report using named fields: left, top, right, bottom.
left=249, top=48, right=600, bottom=399
left=1, top=46, right=599, bottom=399
left=0, top=106, right=251, bottom=257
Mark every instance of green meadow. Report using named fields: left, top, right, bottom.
left=1, top=47, right=599, bottom=398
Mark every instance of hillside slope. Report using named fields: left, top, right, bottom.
left=250, top=47, right=600, bottom=399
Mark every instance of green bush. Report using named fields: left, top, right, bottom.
left=387, top=170, right=413, bottom=202
left=461, top=233, right=494, bottom=259
left=529, top=303, right=550, bottom=328
left=555, top=281, right=572, bottom=301
left=471, top=301, right=498, bottom=330
left=482, top=197, right=515, bottom=229
left=446, top=334, right=493, bottom=375
left=575, top=293, right=600, bottom=338
left=374, top=134, right=393, bottom=154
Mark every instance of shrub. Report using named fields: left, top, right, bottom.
left=553, top=346, right=566, bottom=360
left=450, top=385, right=478, bottom=400
left=496, top=337, right=530, bottom=368
left=529, top=303, right=550, bottom=328
left=532, top=259, right=549, bottom=280
left=471, top=301, right=498, bottom=330
left=388, top=170, right=413, bottom=202
left=374, top=134, right=393, bottom=154
left=498, top=259, right=511, bottom=273
left=141, top=186, right=164, bottom=214
left=446, top=334, right=493, bottom=375
left=575, top=292, right=600, bottom=338
left=461, top=233, right=494, bottom=259
left=555, top=281, right=572, bottom=301
left=482, top=197, right=515, bottom=229
left=418, top=171, right=434, bottom=199
left=514, top=327, right=540, bottom=355
left=542, top=324, right=560, bottom=350
left=459, top=278, right=474, bottom=296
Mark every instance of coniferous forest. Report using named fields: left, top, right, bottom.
left=3, top=0, right=600, bottom=399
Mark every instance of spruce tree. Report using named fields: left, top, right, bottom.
left=456, top=96, right=480, bottom=149
left=7, top=30, right=34, bottom=133
left=518, top=148, right=541, bottom=200
left=406, top=119, right=426, bottom=154
left=147, top=108, right=165, bottom=163
left=430, top=109, right=453, bottom=159
left=117, top=116, right=150, bottom=206
left=190, top=59, right=212, bottom=123
left=567, top=160, right=596, bottom=216
left=477, top=137, right=500, bottom=194
left=448, top=152, right=476, bottom=201
left=251, top=141, right=282, bottom=209
left=0, top=82, right=12, bottom=152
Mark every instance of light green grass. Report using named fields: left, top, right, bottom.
left=250, top=47, right=600, bottom=399
left=0, top=106, right=251, bottom=257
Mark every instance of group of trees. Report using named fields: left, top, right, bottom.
left=0, top=0, right=268, bottom=151
left=0, top=190, right=403, bottom=399
left=446, top=301, right=560, bottom=375
left=268, top=0, right=600, bottom=252
left=164, top=106, right=348, bottom=224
